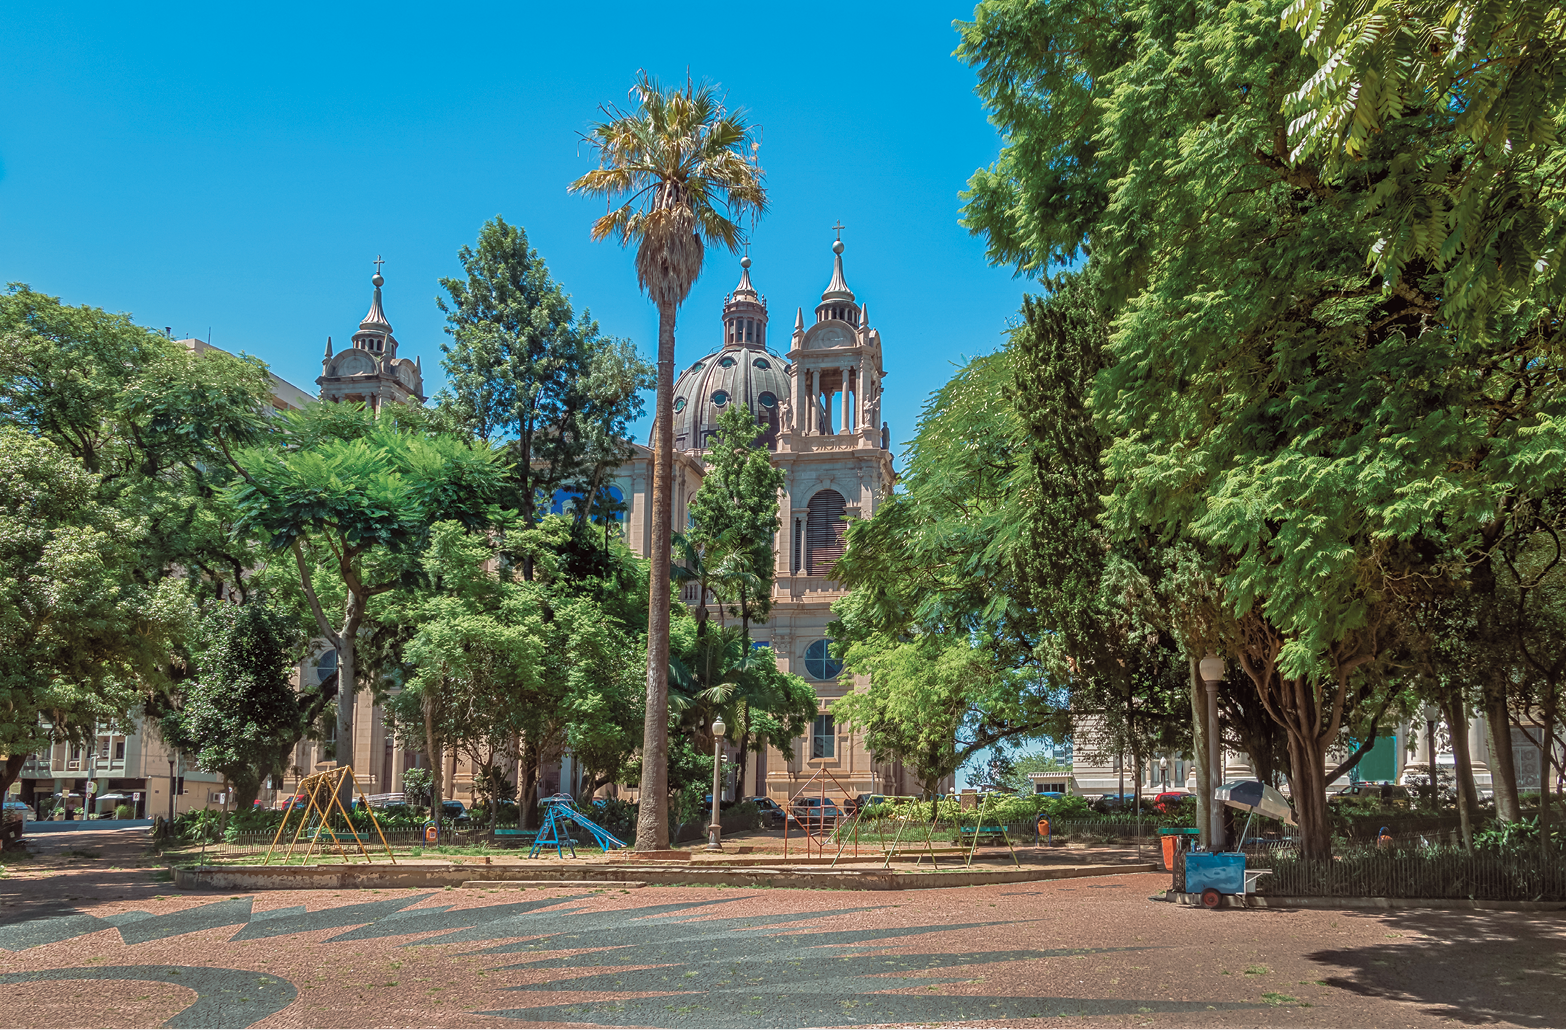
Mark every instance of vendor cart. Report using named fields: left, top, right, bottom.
left=1181, top=780, right=1294, bottom=909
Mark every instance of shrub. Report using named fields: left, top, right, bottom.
left=589, top=797, right=636, bottom=840
left=113, top=804, right=135, bottom=820
left=401, top=768, right=433, bottom=808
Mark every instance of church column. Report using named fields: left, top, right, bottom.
left=839, top=367, right=850, bottom=434
left=801, top=367, right=812, bottom=435
left=858, top=353, right=868, bottom=432
left=1469, top=710, right=1492, bottom=787
left=803, top=368, right=814, bottom=435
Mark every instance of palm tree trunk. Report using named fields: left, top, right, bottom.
left=636, top=301, right=677, bottom=851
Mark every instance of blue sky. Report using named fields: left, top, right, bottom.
left=0, top=1, right=1031, bottom=455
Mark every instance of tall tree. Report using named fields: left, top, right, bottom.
left=159, top=598, right=320, bottom=810
left=436, top=217, right=652, bottom=575
left=227, top=404, right=509, bottom=786
left=688, top=404, right=786, bottom=647
left=956, top=0, right=1566, bottom=857
left=0, top=286, right=274, bottom=794
left=569, top=73, right=767, bottom=849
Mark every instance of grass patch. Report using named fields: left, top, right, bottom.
left=1244, top=965, right=1268, bottom=976
left=1262, top=992, right=1300, bottom=1006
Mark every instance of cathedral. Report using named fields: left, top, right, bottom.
left=285, top=235, right=928, bottom=807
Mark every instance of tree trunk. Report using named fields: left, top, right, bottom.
left=735, top=730, right=751, bottom=805
left=1445, top=700, right=1477, bottom=853
left=636, top=302, right=676, bottom=851
left=231, top=771, right=263, bottom=811
left=1287, top=730, right=1333, bottom=859
left=0, top=753, right=26, bottom=801
left=1189, top=658, right=1211, bottom=850
left=519, top=737, right=541, bottom=831
left=1485, top=682, right=1521, bottom=822
left=423, top=696, right=443, bottom=833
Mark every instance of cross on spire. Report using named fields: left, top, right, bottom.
left=373, top=255, right=385, bottom=276
left=832, top=221, right=845, bottom=241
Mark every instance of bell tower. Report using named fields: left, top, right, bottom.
left=317, top=258, right=426, bottom=410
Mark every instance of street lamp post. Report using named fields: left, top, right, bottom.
left=706, top=718, right=727, bottom=852
left=1423, top=704, right=1440, bottom=805
left=167, top=756, right=176, bottom=823
left=1199, top=655, right=1227, bottom=850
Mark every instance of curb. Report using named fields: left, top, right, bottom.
left=462, top=880, right=647, bottom=889
left=1163, top=891, right=1566, bottom=912
left=173, top=861, right=1157, bottom=892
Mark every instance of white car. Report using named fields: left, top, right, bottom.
left=3, top=800, right=36, bottom=821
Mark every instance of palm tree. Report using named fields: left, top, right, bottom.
left=570, top=73, right=766, bottom=850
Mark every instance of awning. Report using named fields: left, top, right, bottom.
left=1214, top=779, right=1296, bottom=826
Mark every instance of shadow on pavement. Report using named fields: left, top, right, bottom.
left=1305, top=908, right=1566, bottom=1027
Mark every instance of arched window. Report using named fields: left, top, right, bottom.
left=719, top=356, right=736, bottom=368
left=805, top=489, right=847, bottom=575
left=315, top=649, right=338, bottom=686
left=605, top=484, right=626, bottom=522
left=804, top=639, right=842, bottom=680
left=753, top=358, right=771, bottom=370
left=673, top=396, right=687, bottom=413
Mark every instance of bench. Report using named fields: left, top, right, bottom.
left=956, top=825, right=1011, bottom=846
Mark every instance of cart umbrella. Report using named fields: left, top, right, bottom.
left=1214, top=780, right=1295, bottom=826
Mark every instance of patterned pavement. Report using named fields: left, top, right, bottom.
left=2, top=832, right=1563, bottom=1028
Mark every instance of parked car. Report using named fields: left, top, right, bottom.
left=790, top=797, right=841, bottom=829
left=3, top=800, right=36, bottom=821
left=1151, top=790, right=1194, bottom=813
left=1331, top=783, right=1411, bottom=806
left=441, top=800, right=470, bottom=824
left=749, top=796, right=788, bottom=828
left=843, top=793, right=887, bottom=817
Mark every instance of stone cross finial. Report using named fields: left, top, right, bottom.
left=373, top=255, right=385, bottom=275
left=832, top=221, right=845, bottom=240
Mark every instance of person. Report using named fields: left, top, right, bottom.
left=1377, top=825, right=1393, bottom=848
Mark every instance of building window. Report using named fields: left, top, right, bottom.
left=719, top=356, right=736, bottom=368
left=758, top=391, right=777, bottom=408
left=812, top=712, right=835, bottom=758
left=711, top=390, right=730, bottom=407
left=754, top=358, right=771, bottom=370
left=751, top=639, right=770, bottom=651
left=316, top=649, right=338, bottom=685
left=805, top=489, right=848, bottom=575
left=674, top=396, right=687, bottom=413
left=114, top=741, right=126, bottom=762
left=804, top=639, right=842, bottom=680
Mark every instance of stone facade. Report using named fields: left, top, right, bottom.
left=603, top=240, right=935, bottom=803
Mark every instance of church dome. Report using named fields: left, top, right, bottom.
left=670, top=342, right=789, bottom=451
left=668, top=256, right=790, bottom=451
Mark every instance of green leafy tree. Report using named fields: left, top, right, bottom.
left=1282, top=0, right=1566, bottom=321
left=570, top=73, right=767, bottom=850
left=436, top=216, right=653, bottom=571
left=956, top=0, right=1566, bottom=857
left=0, top=427, right=187, bottom=795
left=688, top=404, right=786, bottom=645
left=160, top=598, right=319, bottom=810
left=0, top=286, right=273, bottom=793
left=227, top=404, right=510, bottom=783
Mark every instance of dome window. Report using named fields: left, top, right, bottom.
left=719, top=356, right=736, bottom=368
left=753, top=358, right=771, bottom=370
left=759, top=391, right=777, bottom=408
left=711, top=390, right=730, bottom=407
left=673, top=397, right=687, bottom=413
left=689, top=360, right=705, bottom=372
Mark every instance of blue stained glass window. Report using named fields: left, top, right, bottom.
left=804, top=639, right=842, bottom=680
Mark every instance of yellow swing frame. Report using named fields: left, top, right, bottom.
left=262, top=766, right=396, bottom=866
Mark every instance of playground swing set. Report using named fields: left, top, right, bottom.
left=782, top=769, right=1022, bottom=870
left=262, top=766, right=395, bottom=866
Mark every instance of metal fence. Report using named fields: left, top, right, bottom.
left=1254, top=850, right=1566, bottom=901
